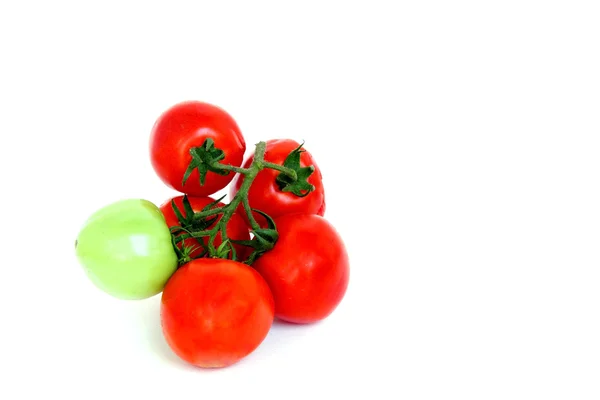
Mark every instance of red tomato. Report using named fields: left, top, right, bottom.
left=150, top=101, right=246, bottom=196
left=230, top=139, right=325, bottom=228
left=161, top=258, right=274, bottom=368
left=252, top=214, right=349, bottom=324
left=159, top=195, right=250, bottom=261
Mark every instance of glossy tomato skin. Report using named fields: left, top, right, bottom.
left=150, top=101, right=246, bottom=196
left=230, top=139, right=325, bottom=228
left=252, top=214, right=349, bottom=324
left=75, top=199, right=178, bottom=300
left=159, top=195, right=250, bottom=260
left=161, top=258, right=274, bottom=368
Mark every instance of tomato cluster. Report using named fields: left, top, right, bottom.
left=74, top=100, right=349, bottom=368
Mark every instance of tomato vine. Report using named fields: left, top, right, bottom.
left=169, top=139, right=315, bottom=266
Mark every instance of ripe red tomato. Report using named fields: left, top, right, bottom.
left=161, top=258, right=274, bottom=368
left=252, top=214, right=349, bottom=324
left=159, top=195, right=250, bottom=261
left=150, top=101, right=246, bottom=196
left=230, top=139, right=325, bottom=228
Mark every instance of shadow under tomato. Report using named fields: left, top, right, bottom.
left=229, top=317, right=319, bottom=367
left=136, top=295, right=259, bottom=373
left=135, top=295, right=201, bottom=372
left=136, top=296, right=322, bottom=371
left=273, top=317, right=324, bottom=326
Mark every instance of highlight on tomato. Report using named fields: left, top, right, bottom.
left=230, top=139, right=325, bottom=228
left=160, top=258, right=275, bottom=368
left=252, top=213, right=349, bottom=324
left=150, top=101, right=246, bottom=197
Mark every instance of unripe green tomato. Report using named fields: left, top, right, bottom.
left=75, top=199, right=178, bottom=300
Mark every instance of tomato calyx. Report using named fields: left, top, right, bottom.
left=168, top=195, right=225, bottom=263
left=273, top=142, right=316, bottom=197
left=170, top=232, right=201, bottom=265
left=170, top=139, right=315, bottom=266
left=182, top=138, right=231, bottom=187
left=230, top=209, right=278, bottom=265
left=171, top=194, right=222, bottom=231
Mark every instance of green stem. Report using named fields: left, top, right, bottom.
left=212, top=142, right=266, bottom=244
left=262, top=161, right=297, bottom=180
left=182, top=142, right=268, bottom=258
left=213, top=163, right=250, bottom=175
left=191, top=205, right=225, bottom=221
left=170, top=140, right=297, bottom=263
left=206, top=226, right=220, bottom=255
left=243, top=197, right=261, bottom=231
left=175, top=230, right=210, bottom=244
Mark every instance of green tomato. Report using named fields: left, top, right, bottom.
left=75, top=199, right=178, bottom=300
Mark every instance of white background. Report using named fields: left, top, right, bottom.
left=1, top=1, right=599, bottom=399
